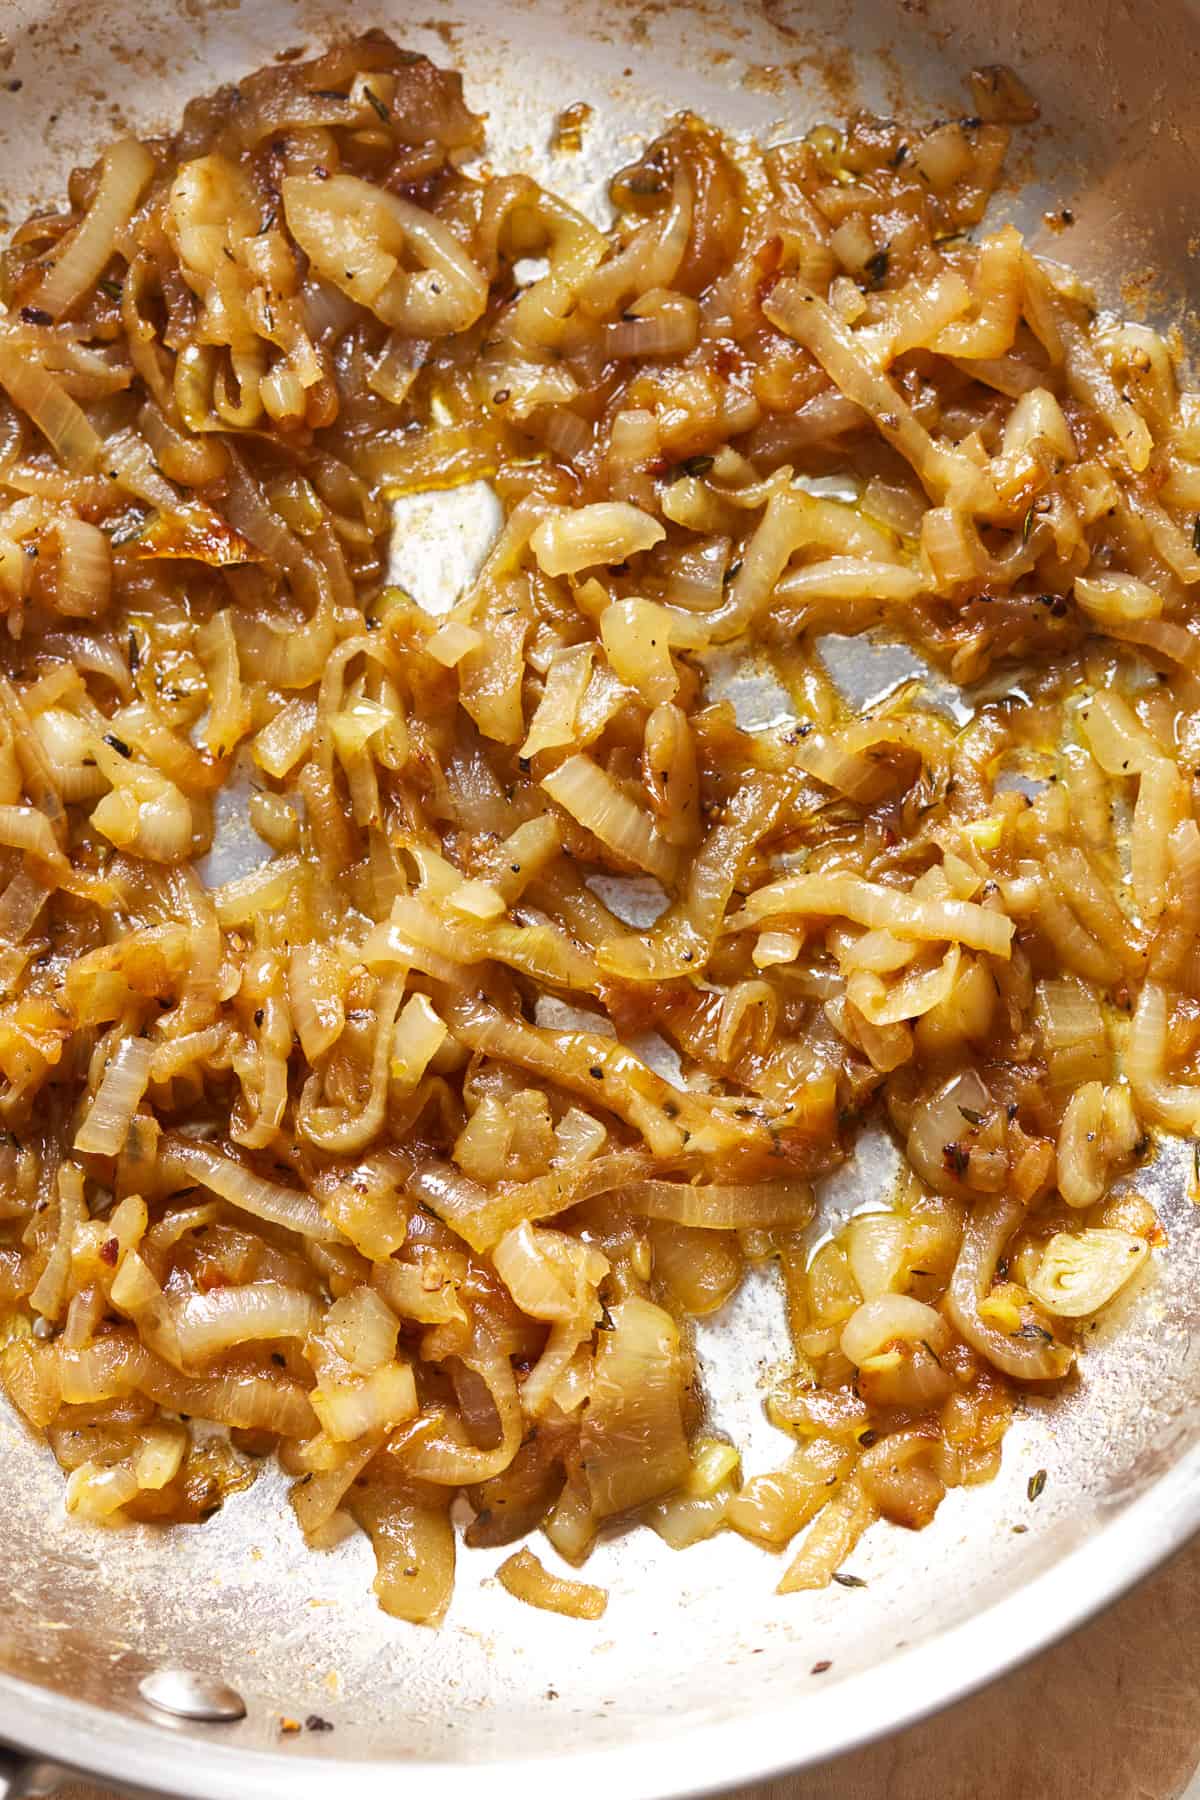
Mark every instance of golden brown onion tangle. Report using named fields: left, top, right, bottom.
left=0, top=35, right=1181, bottom=1617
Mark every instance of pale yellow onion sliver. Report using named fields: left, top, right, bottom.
left=845, top=945, right=961, bottom=1026
left=173, top=1283, right=323, bottom=1362
left=32, top=138, right=156, bottom=319
left=734, top=873, right=1013, bottom=958
left=252, top=699, right=319, bottom=778
left=0, top=804, right=68, bottom=874
left=763, top=279, right=994, bottom=506
left=390, top=992, right=447, bottom=1091
left=0, top=346, right=103, bottom=470
left=282, top=172, right=487, bottom=336
left=1075, top=571, right=1162, bottom=625
left=1078, top=689, right=1166, bottom=778
left=160, top=1134, right=340, bottom=1241
left=1127, top=981, right=1200, bottom=1133
left=74, top=1036, right=153, bottom=1156
left=520, top=644, right=594, bottom=759
left=1131, top=757, right=1186, bottom=923
left=495, top=1547, right=607, bottom=1620
left=775, top=557, right=925, bottom=605
left=529, top=502, right=664, bottom=577
left=542, top=753, right=678, bottom=885
left=946, top=1197, right=1074, bottom=1381
left=621, top=1179, right=815, bottom=1229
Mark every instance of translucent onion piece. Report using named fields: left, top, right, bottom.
left=647, top=1438, right=740, bottom=1547
left=857, top=1426, right=945, bottom=1529
left=350, top=1473, right=455, bottom=1624
left=1127, top=981, right=1200, bottom=1132
left=392, top=1339, right=522, bottom=1485
left=32, top=138, right=155, bottom=319
left=291, top=1437, right=379, bottom=1543
left=726, top=1438, right=850, bottom=1549
left=90, top=751, right=193, bottom=864
left=282, top=172, right=487, bottom=336
left=74, top=1036, right=153, bottom=1156
left=287, top=942, right=346, bottom=1063
left=311, top=1360, right=418, bottom=1442
left=776, top=1474, right=877, bottom=1593
left=580, top=1297, right=690, bottom=1518
left=253, top=699, right=318, bottom=778
left=1059, top=311, right=1153, bottom=473
left=737, top=872, right=1013, bottom=958
left=66, top=1460, right=139, bottom=1523
left=906, top=1069, right=994, bottom=1195
left=763, top=281, right=991, bottom=506
left=844, top=1211, right=907, bottom=1300
left=391, top=992, right=448, bottom=1092
left=542, top=754, right=678, bottom=884
left=0, top=805, right=68, bottom=875
left=600, top=599, right=678, bottom=704
left=847, top=946, right=960, bottom=1027
left=496, top=1546, right=607, bottom=1619
left=49, top=518, right=112, bottom=618
left=296, top=975, right=404, bottom=1154
left=1036, top=978, right=1107, bottom=1089
left=1028, top=1229, right=1149, bottom=1318
left=29, top=1163, right=87, bottom=1323
left=0, top=347, right=102, bottom=469
left=492, top=1220, right=608, bottom=1323
left=529, top=502, right=664, bottom=576
left=775, top=556, right=924, bottom=606
left=25, top=709, right=83, bottom=798
left=160, top=1135, right=340, bottom=1241
left=840, top=1294, right=949, bottom=1368
left=175, top=1283, right=321, bottom=1362
left=1075, top=571, right=1162, bottom=625
left=621, top=1179, right=814, bottom=1229
left=947, top=1198, right=1074, bottom=1380
left=323, top=1286, right=400, bottom=1373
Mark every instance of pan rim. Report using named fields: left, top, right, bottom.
left=4, top=1430, right=1198, bottom=1798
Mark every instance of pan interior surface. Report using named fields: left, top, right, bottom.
left=1, top=0, right=1199, bottom=1793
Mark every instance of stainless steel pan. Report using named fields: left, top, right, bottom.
left=1, top=0, right=1199, bottom=1793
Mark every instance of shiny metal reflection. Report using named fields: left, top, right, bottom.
left=138, top=1670, right=247, bottom=1725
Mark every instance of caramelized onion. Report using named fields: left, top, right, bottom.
left=160, top=1136, right=339, bottom=1241
left=0, top=32, right=1181, bottom=1623
left=582, top=1299, right=690, bottom=1518
left=32, top=138, right=155, bottom=319
left=947, top=1199, right=1074, bottom=1380
left=622, top=1179, right=814, bottom=1229
left=496, top=1546, right=607, bottom=1619
left=74, top=1036, right=153, bottom=1156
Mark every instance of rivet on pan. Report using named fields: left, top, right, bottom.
left=139, top=1668, right=247, bottom=1723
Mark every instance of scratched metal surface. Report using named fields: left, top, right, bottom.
left=0, top=0, right=1199, bottom=1796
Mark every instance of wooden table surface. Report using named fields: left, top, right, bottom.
left=62, top=1529, right=1200, bottom=1800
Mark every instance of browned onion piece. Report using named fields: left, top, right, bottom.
left=496, top=1546, right=607, bottom=1619
left=580, top=1298, right=690, bottom=1518
left=947, top=1199, right=1074, bottom=1381
left=622, top=1179, right=814, bottom=1229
